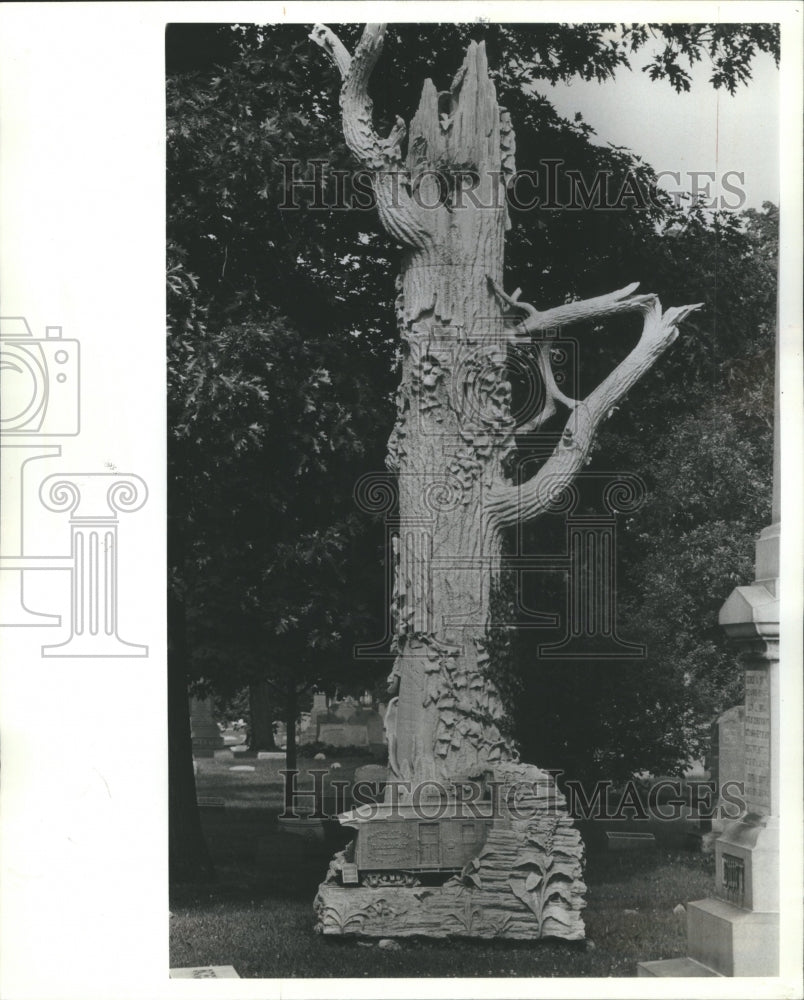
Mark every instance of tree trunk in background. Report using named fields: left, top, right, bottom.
left=285, top=681, right=298, bottom=774
left=248, top=679, right=278, bottom=751
left=168, top=586, right=214, bottom=883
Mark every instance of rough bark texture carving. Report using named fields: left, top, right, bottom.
left=311, top=22, right=701, bottom=940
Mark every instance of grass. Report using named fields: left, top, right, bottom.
left=170, top=751, right=716, bottom=978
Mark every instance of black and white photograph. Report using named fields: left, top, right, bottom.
left=1, top=3, right=802, bottom=998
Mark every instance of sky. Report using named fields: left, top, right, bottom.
left=540, top=44, right=780, bottom=211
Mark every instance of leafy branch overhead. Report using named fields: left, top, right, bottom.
left=623, top=23, right=780, bottom=94
left=491, top=22, right=780, bottom=93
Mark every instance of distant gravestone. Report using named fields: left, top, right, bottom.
left=316, top=723, right=344, bottom=744
left=276, top=816, right=326, bottom=840
left=189, top=696, right=224, bottom=758
left=605, top=831, right=656, bottom=851
left=304, top=697, right=386, bottom=747
left=301, top=692, right=330, bottom=745
left=354, top=764, right=389, bottom=785
left=343, top=724, right=369, bottom=746
left=317, top=722, right=369, bottom=747
left=332, top=696, right=359, bottom=721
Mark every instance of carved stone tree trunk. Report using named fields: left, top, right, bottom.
left=311, top=24, right=701, bottom=941
left=381, top=41, right=515, bottom=789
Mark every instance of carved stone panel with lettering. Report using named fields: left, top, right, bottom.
left=743, top=670, right=771, bottom=813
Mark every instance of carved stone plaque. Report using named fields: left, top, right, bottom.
left=743, top=670, right=771, bottom=812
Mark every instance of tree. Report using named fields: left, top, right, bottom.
left=167, top=247, right=386, bottom=760
left=166, top=27, right=399, bottom=880
left=247, top=680, right=278, bottom=752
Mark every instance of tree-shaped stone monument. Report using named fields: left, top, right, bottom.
left=311, top=23, right=701, bottom=940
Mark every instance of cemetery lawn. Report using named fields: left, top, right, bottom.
left=171, top=759, right=715, bottom=978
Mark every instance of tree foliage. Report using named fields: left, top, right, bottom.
left=513, top=202, right=776, bottom=783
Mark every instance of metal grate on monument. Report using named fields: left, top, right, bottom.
left=722, top=853, right=745, bottom=905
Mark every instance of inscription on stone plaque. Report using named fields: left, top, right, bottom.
left=359, top=822, right=415, bottom=866
left=743, top=670, right=770, bottom=811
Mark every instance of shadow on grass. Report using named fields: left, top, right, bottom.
left=171, top=808, right=350, bottom=903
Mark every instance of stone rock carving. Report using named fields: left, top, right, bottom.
left=310, top=23, right=701, bottom=940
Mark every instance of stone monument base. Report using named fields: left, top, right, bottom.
left=687, top=898, right=778, bottom=976
left=639, top=813, right=779, bottom=977
left=638, top=898, right=778, bottom=977
left=314, top=763, right=586, bottom=941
